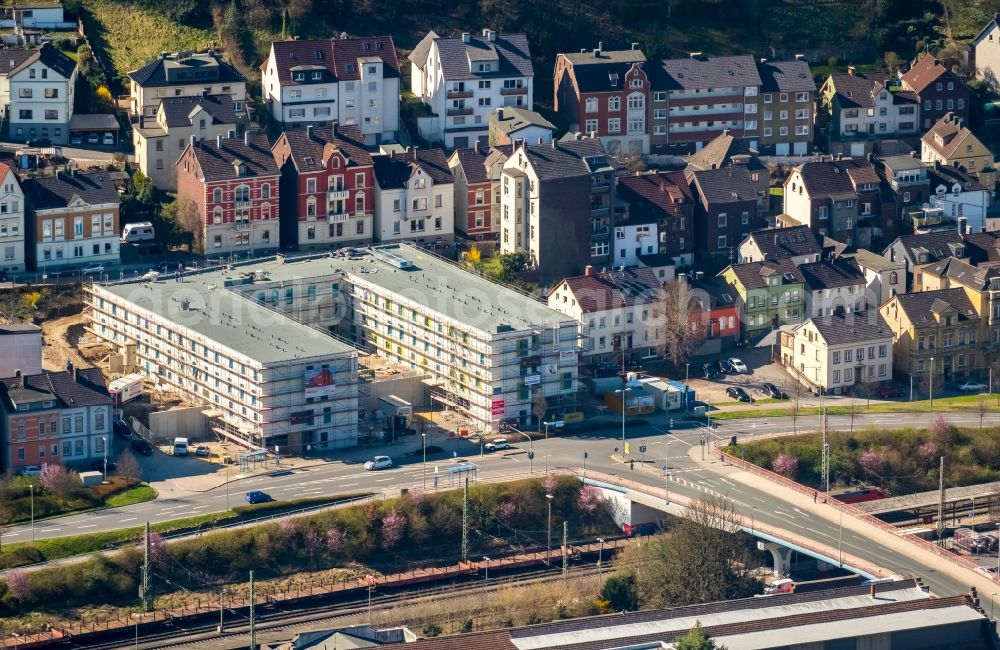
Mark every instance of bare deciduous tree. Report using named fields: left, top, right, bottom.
left=656, top=280, right=707, bottom=368
left=117, top=448, right=142, bottom=494
left=532, top=391, right=548, bottom=430
left=619, top=495, right=761, bottom=608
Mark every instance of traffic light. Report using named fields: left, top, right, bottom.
left=669, top=419, right=674, bottom=428
left=527, top=451, right=535, bottom=460
left=639, top=445, right=647, bottom=453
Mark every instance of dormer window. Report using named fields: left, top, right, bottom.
left=312, top=72, right=322, bottom=80
left=293, top=72, right=304, bottom=81
left=609, top=73, right=619, bottom=87
left=478, top=63, right=492, bottom=73
left=346, top=63, right=355, bottom=73
left=630, top=78, right=642, bottom=88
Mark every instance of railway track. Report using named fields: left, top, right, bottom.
left=64, top=561, right=607, bottom=649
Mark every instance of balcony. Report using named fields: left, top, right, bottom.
left=500, top=87, right=528, bottom=96
left=328, top=212, right=349, bottom=223
left=235, top=222, right=251, bottom=231
left=447, top=90, right=474, bottom=99
left=447, top=107, right=473, bottom=117
left=328, top=190, right=349, bottom=200
left=234, top=200, right=251, bottom=209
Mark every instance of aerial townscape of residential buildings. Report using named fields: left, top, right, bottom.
left=4, top=10, right=1000, bottom=469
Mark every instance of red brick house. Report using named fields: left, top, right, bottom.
left=271, top=124, right=374, bottom=250
left=447, top=142, right=511, bottom=240
left=554, top=45, right=650, bottom=154
left=177, top=132, right=281, bottom=254
left=616, top=171, right=695, bottom=267
left=900, top=56, right=971, bottom=131
left=0, top=367, right=111, bottom=472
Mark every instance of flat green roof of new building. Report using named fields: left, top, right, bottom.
left=97, top=271, right=357, bottom=366
left=256, top=244, right=573, bottom=334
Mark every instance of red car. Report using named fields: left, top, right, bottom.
left=877, top=385, right=904, bottom=398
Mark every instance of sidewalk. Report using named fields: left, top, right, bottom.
left=685, top=443, right=1000, bottom=599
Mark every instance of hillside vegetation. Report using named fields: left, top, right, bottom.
left=73, top=0, right=988, bottom=101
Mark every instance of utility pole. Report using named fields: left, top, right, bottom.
left=937, top=456, right=946, bottom=544
left=141, top=521, right=151, bottom=612
left=562, top=521, right=568, bottom=578
left=249, top=570, right=256, bottom=650
left=822, top=442, right=830, bottom=493
left=462, top=476, right=469, bottom=562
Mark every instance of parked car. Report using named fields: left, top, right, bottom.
left=959, top=380, right=988, bottom=393
left=81, top=264, right=104, bottom=275
left=364, top=455, right=393, bottom=471
left=759, top=382, right=784, bottom=399
left=727, top=386, right=753, bottom=403
left=877, top=384, right=904, bottom=398
left=87, top=132, right=99, bottom=144
left=26, top=137, right=51, bottom=148
left=103, top=132, right=115, bottom=146
left=245, top=490, right=272, bottom=504
left=484, top=438, right=510, bottom=452
left=113, top=417, right=132, bottom=439
left=17, top=465, right=41, bottom=477
left=194, top=446, right=210, bottom=457
left=715, top=359, right=734, bottom=374
left=131, top=438, right=154, bottom=455
left=728, top=358, right=748, bottom=374
left=70, top=133, right=82, bottom=145
left=700, top=363, right=719, bottom=380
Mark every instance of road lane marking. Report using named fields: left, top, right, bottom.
left=338, top=482, right=359, bottom=488
left=119, top=518, right=137, bottom=523
left=39, top=528, right=60, bottom=533
left=77, top=524, right=96, bottom=529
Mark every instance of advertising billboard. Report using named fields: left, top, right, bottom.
left=304, top=367, right=336, bottom=399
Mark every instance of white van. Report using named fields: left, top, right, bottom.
left=122, top=221, right=155, bottom=243
left=173, top=437, right=189, bottom=456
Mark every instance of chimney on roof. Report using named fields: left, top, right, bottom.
left=795, top=53, right=805, bottom=61
left=497, top=107, right=505, bottom=122
left=551, top=139, right=557, bottom=149
left=584, top=265, right=592, bottom=276
left=486, top=29, right=496, bottom=42
left=689, top=52, right=704, bottom=60
left=217, top=134, right=222, bottom=149
left=580, top=48, right=587, bottom=54
left=847, top=65, right=857, bottom=75
left=631, top=42, right=639, bottom=50
left=594, top=43, right=603, bottom=58
left=760, top=58, right=767, bottom=63
left=462, top=32, right=471, bottom=44
left=306, top=124, right=313, bottom=140
left=244, top=131, right=250, bottom=147
left=190, top=134, right=196, bottom=147
left=870, top=583, right=877, bottom=599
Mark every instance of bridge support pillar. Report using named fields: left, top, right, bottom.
left=758, top=541, right=792, bottom=578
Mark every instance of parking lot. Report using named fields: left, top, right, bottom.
left=684, top=347, right=796, bottom=405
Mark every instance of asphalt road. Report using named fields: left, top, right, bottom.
left=6, top=411, right=1000, bottom=604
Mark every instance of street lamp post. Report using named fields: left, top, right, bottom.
left=597, top=537, right=605, bottom=574
left=992, top=593, right=997, bottom=621
left=616, top=387, right=631, bottom=455
left=838, top=507, right=845, bottom=567
left=929, top=356, right=935, bottom=410
left=546, top=494, right=554, bottom=565
left=422, top=433, right=427, bottom=490
left=29, top=484, right=34, bottom=542
left=685, top=363, right=690, bottom=414
left=751, top=506, right=757, bottom=535
left=225, top=463, right=230, bottom=511
left=483, top=556, right=490, bottom=592
left=102, top=436, right=108, bottom=483
left=510, top=427, right=534, bottom=474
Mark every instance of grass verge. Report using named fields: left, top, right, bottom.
left=704, top=395, right=1000, bottom=421
left=0, top=494, right=372, bottom=570
left=102, top=484, right=158, bottom=508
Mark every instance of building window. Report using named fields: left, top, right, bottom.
left=717, top=235, right=727, bottom=250
left=585, top=97, right=598, bottom=113
left=608, top=97, right=620, bottom=111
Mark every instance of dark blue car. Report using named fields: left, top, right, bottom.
left=245, top=490, right=273, bottom=504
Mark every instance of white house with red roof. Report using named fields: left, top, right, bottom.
left=261, top=35, right=400, bottom=145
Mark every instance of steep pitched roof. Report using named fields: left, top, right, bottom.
left=827, top=72, right=882, bottom=109
left=757, top=59, right=816, bottom=93
left=274, top=125, right=372, bottom=173
left=128, top=51, right=245, bottom=87
left=727, top=259, right=803, bottom=291
left=0, top=42, right=75, bottom=80
left=187, top=132, right=279, bottom=182
left=268, top=36, right=399, bottom=86
left=796, top=159, right=881, bottom=197
left=0, top=368, right=108, bottom=410
left=900, top=55, right=951, bottom=94
left=684, top=132, right=759, bottom=171
left=922, top=113, right=982, bottom=160
left=928, top=164, right=986, bottom=193
left=802, top=310, right=892, bottom=346
left=450, top=145, right=490, bottom=184
left=158, top=94, right=237, bottom=128
left=851, top=248, right=902, bottom=272
left=799, top=258, right=865, bottom=291
left=963, top=231, right=1000, bottom=266
left=552, top=267, right=661, bottom=312
left=519, top=137, right=614, bottom=181
left=430, top=32, right=532, bottom=81
left=743, top=225, right=823, bottom=260
left=23, top=171, right=120, bottom=210
left=561, top=48, right=647, bottom=93
left=408, top=30, right=439, bottom=69
left=921, top=256, right=1000, bottom=291
left=372, top=148, right=453, bottom=189
left=489, top=107, right=555, bottom=136
left=886, top=230, right=965, bottom=265
left=617, top=171, right=694, bottom=220
left=689, top=165, right=759, bottom=204
left=893, top=287, right=978, bottom=325
left=654, top=55, right=761, bottom=91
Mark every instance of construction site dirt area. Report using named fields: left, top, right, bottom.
left=41, top=311, right=112, bottom=371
